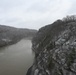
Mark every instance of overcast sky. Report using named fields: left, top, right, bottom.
left=0, top=0, right=76, bottom=29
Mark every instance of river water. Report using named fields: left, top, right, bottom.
left=0, top=39, right=34, bottom=75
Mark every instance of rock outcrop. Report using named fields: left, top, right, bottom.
left=27, top=16, right=76, bottom=75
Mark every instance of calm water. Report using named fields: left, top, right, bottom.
left=0, top=39, right=34, bottom=75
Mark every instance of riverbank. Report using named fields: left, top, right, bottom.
left=0, top=25, right=37, bottom=47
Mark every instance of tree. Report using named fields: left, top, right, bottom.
left=63, top=15, right=76, bottom=23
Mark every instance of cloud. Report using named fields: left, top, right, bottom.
left=0, top=0, right=75, bottom=29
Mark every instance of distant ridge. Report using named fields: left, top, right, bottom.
left=0, top=25, right=37, bottom=47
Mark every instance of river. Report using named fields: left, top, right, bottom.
left=0, top=39, right=34, bottom=75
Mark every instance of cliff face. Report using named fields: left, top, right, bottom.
left=27, top=17, right=76, bottom=75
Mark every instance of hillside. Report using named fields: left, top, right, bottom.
left=27, top=15, right=76, bottom=75
left=0, top=25, right=37, bottom=47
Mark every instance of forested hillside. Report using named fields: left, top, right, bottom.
left=0, top=25, right=37, bottom=47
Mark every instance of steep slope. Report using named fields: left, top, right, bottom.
left=27, top=16, right=76, bottom=75
left=0, top=25, right=37, bottom=47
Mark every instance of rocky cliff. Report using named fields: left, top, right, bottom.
left=27, top=16, right=76, bottom=75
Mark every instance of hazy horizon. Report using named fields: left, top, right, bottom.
left=0, top=0, right=76, bottom=29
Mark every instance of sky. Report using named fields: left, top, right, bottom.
left=0, top=0, right=76, bottom=30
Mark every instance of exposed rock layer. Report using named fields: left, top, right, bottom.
left=27, top=17, right=76, bottom=75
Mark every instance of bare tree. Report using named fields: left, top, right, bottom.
left=62, top=15, right=76, bottom=23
